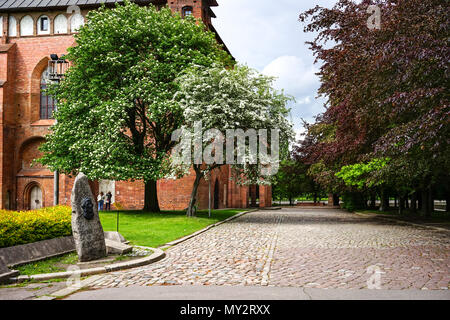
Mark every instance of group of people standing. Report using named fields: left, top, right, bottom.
left=97, top=191, right=113, bottom=211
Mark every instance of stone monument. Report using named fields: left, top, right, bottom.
left=71, top=172, right=107, bottom=262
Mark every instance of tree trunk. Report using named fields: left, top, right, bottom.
left=364, top=194, right=369, bottom=209
left=369, top=194, right=376, bottom=209
left=410, top=192, right=417, bottom=214
left=186, top=168, right=203, bottom=217
left=333, top=194, right=340, bottom=206
left=398, top=195, right=404, bottom=215
left=421, top=189, right=428, bottom=216
left=446, top=192, right=450, bottom=212
left=289, top=196, right=293, bottom=206
left=143, top=180, right=160, bottom=212
left=428, top=187, right=434, bottom=217
left=421, top=188, right=432, bottom=218
left=313, top=192, right=317, bottom=204
left=379, top=190, right=389, bottom=212
left=417, top=192, right=422, bottom=210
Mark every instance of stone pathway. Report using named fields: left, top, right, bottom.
left=83, top=208, right=449, bottom=291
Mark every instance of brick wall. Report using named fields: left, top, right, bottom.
left=259, top=185, right=272, bottom=208
left=114, top=165, right=236, bottom=211
left=0, top=43, right=16, bottom=209
left=168, top=0, right=204, bottom=18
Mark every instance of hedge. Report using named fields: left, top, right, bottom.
left=0, top=205, right=72, bottom=248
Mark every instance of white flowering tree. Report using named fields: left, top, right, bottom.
left=39, top=1, right=233, bottom=212
left=174, top=65, right=294, bottom=217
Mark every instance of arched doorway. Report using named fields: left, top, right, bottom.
left=214, top=179, right=219, bottom=209
left=29, top=185, right=43, bottom=210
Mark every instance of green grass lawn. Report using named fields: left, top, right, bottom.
left=99, top=209, right=245, bottom=248
left=15, top=251, right=145, bottom=276
left=16, top=252, right=79, bottom=276
left=296, top=197, right=329, bottom=201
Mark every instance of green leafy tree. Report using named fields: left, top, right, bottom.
left=39, top=1, right=233, bottom=212
left=335, top=158, right=389, bottom=190
left=298, top=0, right=449, bottom=215
left=174, top=65, right=294, bottom=216
left=335, top=158, right=390, bottom=212
left=272, top=159, right=315, bottom=205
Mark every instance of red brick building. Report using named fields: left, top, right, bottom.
left=0, top=0, right=271, bottom=211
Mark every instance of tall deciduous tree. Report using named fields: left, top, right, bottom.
left=298, top=0, right=449, bottom=214
left=39, top=1, right=233, bottom=212
left=272, top=158, right=320, bottom=205
left=173, top=65, right=294, bottom=217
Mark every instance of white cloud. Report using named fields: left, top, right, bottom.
left=213, top=0, right=335, bottom=135
left=262, top=55, right=325, bottom=134
left=262, top=55, right=319, bottom=98
left=297, top=96, right=312, bottom=105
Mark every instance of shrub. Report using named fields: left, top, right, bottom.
left=0, top=205, right=72, bottom=248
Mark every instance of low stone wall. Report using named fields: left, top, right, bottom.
left=0, top=236, right=75, bottom=267
left=0, top=256, right=19, bottom=283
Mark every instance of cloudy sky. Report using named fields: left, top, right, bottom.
left=213, top=0, right=336, bottom=138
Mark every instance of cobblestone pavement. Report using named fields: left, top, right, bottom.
left=85, top=208, right=450, bottom=290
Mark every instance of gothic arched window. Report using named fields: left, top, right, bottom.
left=8, top=16, right=17, bottom=37
left=37, top=15, right=50, bottom=35
left=70, top=13, right=84, bottom=32
left=40, top=67, right=56, bottom=119
left=182, top=6, right=193, bottom=18
left=54, top=14, right=68, bottom=34
left=20, top=15, right=33, bottom=36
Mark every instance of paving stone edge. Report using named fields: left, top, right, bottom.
left=9, top=247, right=166, bottom=285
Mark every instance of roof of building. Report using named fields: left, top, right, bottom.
left=0, top=1, right=218, bottom=11
left=0, top=0, right=163, bottom=11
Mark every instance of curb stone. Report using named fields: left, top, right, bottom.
left=39, top=274, right=105, bottom=300
left=9, top=247, right=165, bottom=284
left=159, top=209, right=258, bottom=250
left=354, top=211, right=450, bottom=232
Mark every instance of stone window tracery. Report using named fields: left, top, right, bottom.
left=40, top=66, right=56, bottom=119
